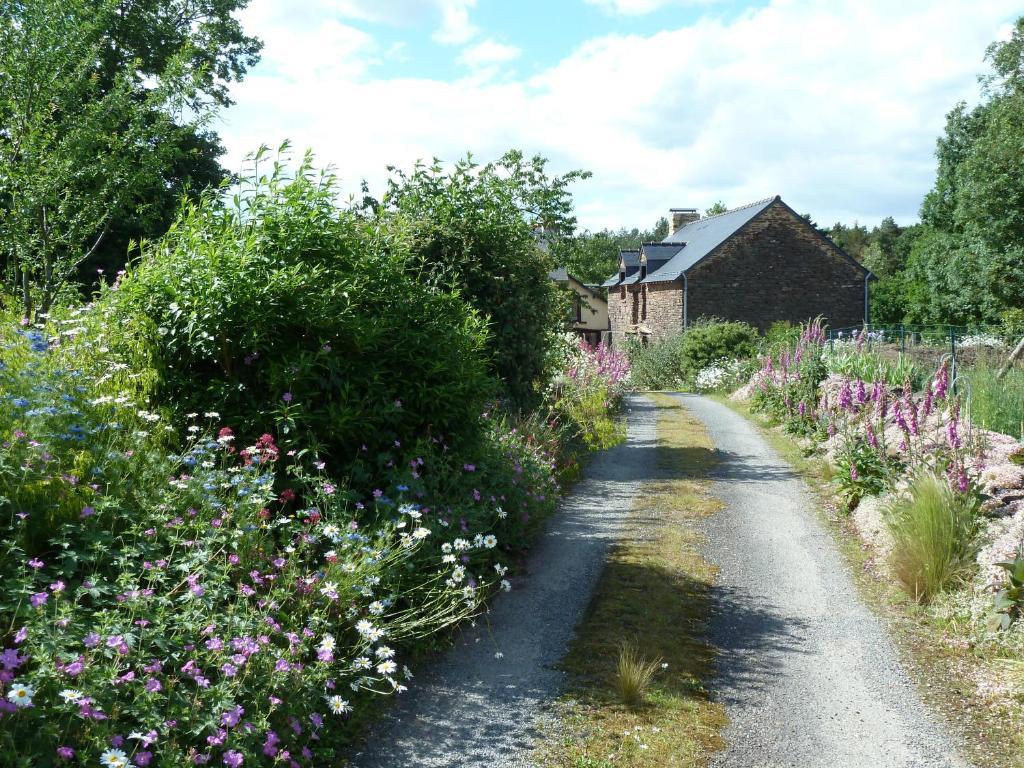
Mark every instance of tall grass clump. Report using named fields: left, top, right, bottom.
left=614, top=640, right=662, bottom=707
left=886, top=472, right=981, bottom=602
left=964, top=358, right=1024, bottom=440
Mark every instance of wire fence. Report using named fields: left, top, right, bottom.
left=825, top=324, right=1018, bottom=393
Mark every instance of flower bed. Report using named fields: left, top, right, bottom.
left=0, top=308, right=629, bottom=767
left=740, top=321, right=1024, bottom=630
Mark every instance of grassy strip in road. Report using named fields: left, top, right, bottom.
left=536, top=393, right=726, bottom=768
left=715, top=394, right=1024, bottom=768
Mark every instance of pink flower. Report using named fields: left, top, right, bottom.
left=30, top=592, right=47, bottom=608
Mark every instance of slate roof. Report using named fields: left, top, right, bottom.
left=600, top=249, right=642, bottom=287
left=644, top=196, right=778, bottom=283
left=602, top=198, right=779, bottom=286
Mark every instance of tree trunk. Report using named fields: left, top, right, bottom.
left=998, top=336, right=1024, bottom=379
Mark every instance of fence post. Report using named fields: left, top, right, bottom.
left=899, top=324, right=905, bottom=355
left=949, top=326, right=957, bottom=394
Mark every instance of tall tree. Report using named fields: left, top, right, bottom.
left=555, top=217, right=670, bottom=284
left=384, top=151, right=590, bottom=406
left=905, top=16, right=1024, bottom=324
left=0, top=0, right=260, bottom=316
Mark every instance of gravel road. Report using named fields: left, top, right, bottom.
left=348, top=395, right=657, bottom=767
left=676, top=394, right=970, bottom=768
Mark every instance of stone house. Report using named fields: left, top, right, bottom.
left=549, top=267, right=610, bottom=346
left=601, top=196, right=872, bottom=345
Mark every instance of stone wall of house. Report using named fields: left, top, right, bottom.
left=644, top=281, right=685, bottom=340
left=608, top=284, right=634, bottom=347
left=608, top=281, right=685, bottom=346
left=686, top=203, right=866, bottom=331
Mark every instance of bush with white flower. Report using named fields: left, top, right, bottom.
left=693, top=358, right=750, bottom=392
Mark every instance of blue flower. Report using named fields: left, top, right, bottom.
left=12, top=398, right=29, bottom=408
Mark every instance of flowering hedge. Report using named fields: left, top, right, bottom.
left=0, top=313, right=560, bottom=768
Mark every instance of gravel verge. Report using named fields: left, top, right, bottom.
left=348, top=395, right=657, bottom=767
left=676, top=393, right=971, bottom=768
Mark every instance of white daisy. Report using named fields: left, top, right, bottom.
left=368, top=600, right=385, bottom=615
left=482, top=534, right=497, bottom=549
left=442, top=553, right=457, bottom=564
left=59, top=688, right=83, bottom=703
left=500, top=579, right=512, bottom=592
left=355, top=619, right=375, bottom=637
left=453, top=538, right=470, bottom=551
left=374, top=646, right=395, bottom=659
left=376, top=660, right=397, bottom=676
left=326, top=695, right=351, bottom=715
left=412, top=527, right=430, bottom=540
left=100, top=748, right=132, bottom=767
left=6, top=682, right=33, bottom=708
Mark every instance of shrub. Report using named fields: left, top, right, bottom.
left=693, top=358, right=752, bottom=393
left=886, top=472, right=981, bottom=602
left=383, top=151, right=586, bottom=407
left=111, top=150, right=494, bottom=482
left=625, top=335, right=686, bottom=391
left=677, top=319, right=758, bottom=380
left=762, top=320, right=801, bottom=355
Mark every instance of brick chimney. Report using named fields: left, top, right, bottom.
left=669, top=208, right=699, bottom=236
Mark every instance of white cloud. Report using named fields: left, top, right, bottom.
left=222, top=0, right=1020, bottom=232
left=457, top=39, right=522, bottom=68
left=433, top=0, right=477, bottom=45
left=584, top=0, right=715, bottom=15
left=262, top=0, right=478, bottom=45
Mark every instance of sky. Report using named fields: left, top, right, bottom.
left=219, top=0, right=1020, bottom=233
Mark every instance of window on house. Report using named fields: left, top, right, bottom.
left=574, top=296, right=582, bottom=323
left=641, top=286, right=647, bottom=321
left=631, top=290, right=638, bottom=324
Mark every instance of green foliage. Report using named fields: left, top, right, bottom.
left=823, top=348, right=924, bottom=389
left=0, top=0, right=261, bottom=317
left=762, top=321, right=801, bottom=354
left=0, top=301, right=590, bottom=766
left=885, top=472, right=981, bottom=603
left=625, top=336, right=687, bottom=391
left=993, top=549, right=1024, bottom=630
left=677, top=320, right=758, bottom=379
left=750, top=320, right=828, bottom=436
left=963, top=358, right=1024, bottom=440
left=112, top=148, right=494, bottom=480
left=832, top=438, right=889, bottom=510
left=627, top=321, right=759, bottom=391
left=383, top=151, right=588, bottom=406
left=553, top=218, right=669, bottom=285
left=903, top=17, right=1024, bottom=324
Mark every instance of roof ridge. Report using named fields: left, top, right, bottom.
left=695, top=195, right=778, bottom=223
